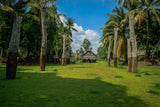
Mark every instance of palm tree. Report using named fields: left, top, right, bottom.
left=115, top=0, right=139, bottom=72
left=0, top=0, right=29, bottom=79
left=62, top=17, right=77, bottom=65
left=127, top=38, right=132, bottom=72
left=28, top=0, right=57, bottom=71
left=107, top=36, right=112, bottom=66
left=61, top=26, right=68, bottom=66
left=101, top=7, right=128, bottom=66
left=113, top=28, right=119, bottom=67
left=46, top=5, right=65, bottom=63
left=135, top=0, right=160, bottom=59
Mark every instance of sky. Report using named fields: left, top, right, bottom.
left=57, top=0, right=118, bottom=53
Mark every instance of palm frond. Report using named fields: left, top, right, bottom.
left=149, top=6, right=160, bottom=25
left=1, top=5, right=14, bottom=12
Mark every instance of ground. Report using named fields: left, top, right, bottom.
left=0, top=61, right=160, bottom=107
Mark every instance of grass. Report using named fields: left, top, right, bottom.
left=0, top=61, right=160, bottom=107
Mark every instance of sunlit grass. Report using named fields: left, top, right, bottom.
left=0, top=61, right=160, bottom=107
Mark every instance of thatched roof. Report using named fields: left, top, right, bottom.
left=82, top=51, right=97, bottom=60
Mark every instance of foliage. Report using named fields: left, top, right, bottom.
left=82, top=38, right=92, bottom=52
left=99, top=0, right=160, bottom=60
left=97, top=45, right=107, bottom=60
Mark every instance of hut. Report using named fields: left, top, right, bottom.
left=82, top=51, right=97, bottom=63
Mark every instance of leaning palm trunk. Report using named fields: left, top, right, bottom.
left=40, top=9, right=47, bottom=71
left=129, top=12, right=137, bottom=73
left=6, top=13, right=22, bottom=80
left=127, top=38, right=132, bottom=72
left=113, top=28, right=118, bottom=67
left=62, top=34, right=66, bottom=66
left=108, top=36, right=112, bottom=66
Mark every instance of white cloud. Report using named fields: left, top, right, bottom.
left=71, top=24, right=100, bottom=54
left=59, top=16, right=67, bottom=26
left=60, top=17, right=100, bottom=54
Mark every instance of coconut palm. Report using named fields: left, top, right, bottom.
left=115, top=0, right=139, bottom=73
left=135, top=0, right=160, bottom=59
left=101, top=7, right=128, bottom=66
left=107, top=36, right=112, bottom=66
left=46, top=5, right=65, bottom=63
left=61, top=17, right=77, bottom=65
left=0, top=0, right=29, bottom=79
left=28, top=0, right=57, bottom=71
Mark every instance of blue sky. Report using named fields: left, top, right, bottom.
left=57, top=0, right=118, bottom=53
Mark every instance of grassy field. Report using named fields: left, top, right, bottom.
left=0, top=61, right=160, bottom=107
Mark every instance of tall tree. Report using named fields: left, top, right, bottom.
left=127, top=38, right=132, bottom=72
left=107, top=36, right=112, bottom=66
left=28, top=0, right=57, bottom=71
left=61, top=17, right=77, bottom=65
left=0, top=0, right=29, bottom=79
left=6, top=13, right=22, bottom=79
left=113, top=28, right=119, bottom=67
left=62, top=33, right=67, bottom=65
left=135, top=0, right=160, bottom=59
left=65, top=17, right=77, bottom=64
left=129, top=12, right=137, bottom=73
left=116, top=0, right=139, bottom=72
left=101, top=7, right=128, bottom=64
left=82, top=39, right=92, bottom=52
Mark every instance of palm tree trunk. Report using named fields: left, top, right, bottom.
left=123, top=29, right=128, bottom=64
left=6, top=13, right=22, bottom=80
left=127, top=38, right=132, bottom=72
left=40, top=9, right=47, bottom=71
left=129, top=12, right=137, bottom=73
left=66, top=50, right=70, bottom=64
left=108, top=36, right=112, bottom=66
left=113, top=28, right=118, bottom=67
left=146, top=11, right=151, bottom=59
left=62, top=34, right=66, bottom=66
left=55, top=49, right=59, bottom=63
left=131, top=37, right=138, bottom=73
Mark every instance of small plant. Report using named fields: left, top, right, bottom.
left=53, top=69, right=58, bottom=72
left=115, top=76, right=123, bottom=78
left=155, top=83, right=160, bottom=89
left=147, top=90, right=159, bottom=95
left=135, top=74, right=141, bottom=77
left=144, top=72, right=150, bottom=75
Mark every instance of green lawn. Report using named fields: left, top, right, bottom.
left=0, top=61, right=160, bottom=107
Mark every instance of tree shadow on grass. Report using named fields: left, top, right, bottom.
left=0, top=72, right=147, bottom=107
